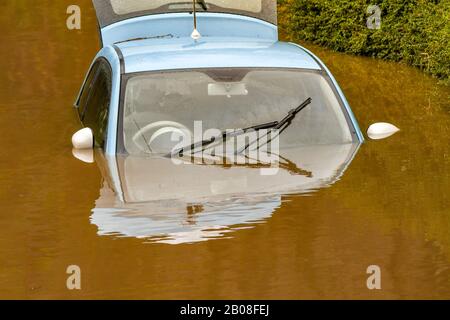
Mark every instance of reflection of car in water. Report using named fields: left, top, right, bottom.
left=68, top=1, right=380, bottom=243
left=91, top=143, right=360, bottom=244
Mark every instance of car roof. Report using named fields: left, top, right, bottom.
left=113, top=37, right=322, bottom=74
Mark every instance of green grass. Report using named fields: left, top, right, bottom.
left=278, top=0, right=450, bottom=83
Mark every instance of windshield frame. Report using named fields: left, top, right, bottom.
left=116, top=67, right=360, bottom=155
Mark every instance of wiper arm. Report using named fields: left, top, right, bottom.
left=169, top=120, right=278, bottom=158
left=168, top=97, right=312, bottom=158
left=274, top=97, right=312, bottom=132
left=239, top=97, right=312, bottom=154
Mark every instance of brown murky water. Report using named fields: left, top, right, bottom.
left=1, top=1, right=449, bottom=299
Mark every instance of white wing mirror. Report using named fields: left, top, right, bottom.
left=71, top=128, right=94, bottom=163
left=367, top=123, right=400, bottom=140
left=72, top=128, right=94, bottom=149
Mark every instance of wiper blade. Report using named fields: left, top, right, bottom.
left=169, top=120, right=278, bottom=158
left=169, top=97, right=312, bottom=158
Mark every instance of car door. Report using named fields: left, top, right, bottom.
left=78, top=59, right=112, bottom=149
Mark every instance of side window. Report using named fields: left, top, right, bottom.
left=77, top=62, right=100, bottom=117
left=83, top=60, right=112, bottom=148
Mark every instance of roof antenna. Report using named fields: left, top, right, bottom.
left=191, top=0, right=202, bottom=40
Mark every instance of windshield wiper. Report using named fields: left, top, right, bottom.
left=273, top=97, right=312, bottom=131
left=169, top=97, right=312, bottom=158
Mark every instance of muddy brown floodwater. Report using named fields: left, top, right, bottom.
left=0, top=1, right=449, bottom=299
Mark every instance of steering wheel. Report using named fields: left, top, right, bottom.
left=132, top=121, right=191, bottom=154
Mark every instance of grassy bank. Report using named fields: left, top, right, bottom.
left=278, top=0, right=450, bottom=83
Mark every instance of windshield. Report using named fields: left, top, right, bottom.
left=121, top=68, right=354, bottom=155
left=94, top=0, right=277, bottom=27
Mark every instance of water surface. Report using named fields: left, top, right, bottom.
left=0, top=1, right=449, bottom=299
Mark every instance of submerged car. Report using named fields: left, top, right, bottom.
left=71, top=1, right=400, bottom=243
left=71, top=0, right=370, bottom=157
